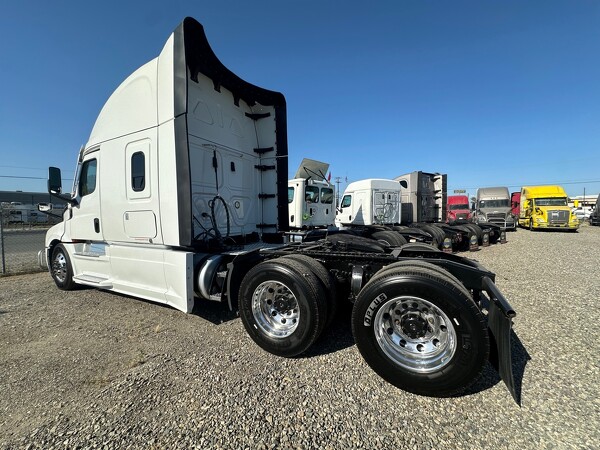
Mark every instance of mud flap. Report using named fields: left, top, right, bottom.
left=482, top=276, right=517, bottom=403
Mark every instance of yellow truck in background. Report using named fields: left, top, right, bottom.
left=519, top=185, right=579, bottom=231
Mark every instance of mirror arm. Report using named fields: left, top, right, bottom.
left=50, top=191, right=78, bottom=206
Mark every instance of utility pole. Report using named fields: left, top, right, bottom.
left=334, top=176, right=342, bottom=206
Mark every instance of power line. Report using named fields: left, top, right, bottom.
left=0, top=175, right=73, bottom=181
left=0, top=165, right=74, bottom=173
left=449, top=179, right=600, bottom=190
left=0, top=175, right=45, bottom=180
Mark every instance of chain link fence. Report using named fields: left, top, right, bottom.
left=0, top=204, right=61, bottom=276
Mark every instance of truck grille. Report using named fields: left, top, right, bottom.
left=548, top=210, right=569, bottom=225
left=486, top=212, right=506, bottom=225
left=455, top=213, right=468, bottom=221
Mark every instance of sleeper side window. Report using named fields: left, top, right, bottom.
left=125, top=140, right=151, bottom=200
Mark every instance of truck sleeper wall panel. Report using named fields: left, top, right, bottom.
left=170, top=18, right=288, bottom=247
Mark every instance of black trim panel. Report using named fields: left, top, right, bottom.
left=173, top=115, right=193, bottom=245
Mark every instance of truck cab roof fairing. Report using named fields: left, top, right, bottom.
left=172, top=17, right=289, bottom=246
left=175, top=17, right=287, bottom=113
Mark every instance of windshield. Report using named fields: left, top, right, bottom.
left=449, top=204, right=469, bottom=210
left=534, top=197, right=568, bottom=207
left=479, top=199, right=509, bottom=208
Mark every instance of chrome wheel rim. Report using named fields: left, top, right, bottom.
left=52, top=251, right=67, bottom=283
left=252, top=281, right=299, bottom=338
left=374, top=296, right=456, bottom=373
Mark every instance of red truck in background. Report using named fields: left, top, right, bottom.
left=446, top=194, right=472, bottom=224
left=511, top=192, right=520, bottom=224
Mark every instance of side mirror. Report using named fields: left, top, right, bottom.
left=48, top=167, right=62, bottom=195
left=37, top=202, right=63, bottom=219
left=37, top=203, right=53, bottom=212
left=47, top=166, right=77, bottom=205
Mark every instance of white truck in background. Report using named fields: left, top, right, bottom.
left=39, top=17, right=519, bottom=400
left=288, top=168, right=431, bottom=248
left=288, top=165, right=506, bottom=251
left=335, top=178, right=428, bottom=247
left=288, top=159, right=336, bottom=230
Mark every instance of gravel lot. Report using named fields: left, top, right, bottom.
left=1, top=225, right=599, bottom=449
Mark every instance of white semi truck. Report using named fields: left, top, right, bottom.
left=337, top=178, right=505, bottom=252
left=288, top=159, right=336, bottom=230
left=288, top=175, right=440, bottom=249
left=40, top=17, right=518, bottom=399
left=336, top=178, right=434, bottom=247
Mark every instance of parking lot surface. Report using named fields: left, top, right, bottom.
left=1, top=226, right=599, bottom=449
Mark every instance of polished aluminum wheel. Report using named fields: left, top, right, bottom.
left=52, top=251, right=68, bottom=284
left=252, top=280, right=299, bottom=338
left=373, top=295, right=456, bottom=373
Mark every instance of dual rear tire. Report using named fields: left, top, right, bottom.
left=239, top=256, right=489, bottom=397
left=351, top=262, right=489, bottom=397
left=238, top=257, right=331, bottom=357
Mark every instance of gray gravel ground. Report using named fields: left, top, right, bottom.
left=1, top=225, right=599, bottom=449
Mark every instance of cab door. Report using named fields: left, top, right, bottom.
left=66, top=150, right=103, bottom=241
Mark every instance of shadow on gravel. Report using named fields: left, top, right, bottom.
left=191, top=298, right=238, bottom=325
left=191, top=296, right=358, bottom=355
left=462, top=330, right=531, bottom=405
left=302, top=301, right=356, bottom=358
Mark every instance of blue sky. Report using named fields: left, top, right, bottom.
left=1, top=0, right=599, bottom=200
